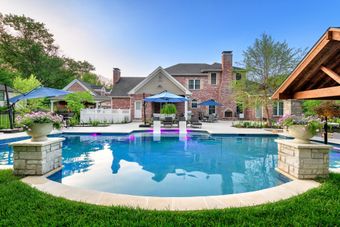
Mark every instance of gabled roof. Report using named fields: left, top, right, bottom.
left=272, top=27, right=340, bottom=100
left=63, top=79, right=100, bottom=96
left=164, top=63, right=244, bottom=75
left=128, top=67, right=191, bottom=95
left=165, top=63, right=221, bottom=75
left=110, top=77, right=145, bottom=97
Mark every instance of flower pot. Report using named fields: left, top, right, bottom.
left=287, top=125, right=314, bottom=144
left=26, top=123, right=53, bottom=142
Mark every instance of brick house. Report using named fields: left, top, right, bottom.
left=61, top=51, right=302, bottom=121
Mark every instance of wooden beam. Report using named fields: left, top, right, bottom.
left=329, top=29, right=340, bottom=41
left=320, top=66, right=340, bottom=84
left=272, top=31, right=331, bottom=99
left=293, top=86, right=340, bottom=99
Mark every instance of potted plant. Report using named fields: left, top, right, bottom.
left=160, top=104, right=177, bottom=117
left=278, top=114, right=322, bottom=144
left=16, top=111, right=63, bottom=142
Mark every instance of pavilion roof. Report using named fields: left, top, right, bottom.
left=272, top=27, right=340, bottom=100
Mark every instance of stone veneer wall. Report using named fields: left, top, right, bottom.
left=11, top=138, right=64, bottom=176
left=276, top=139, right=330, bottom=179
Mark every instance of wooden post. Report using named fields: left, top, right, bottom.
left=324, top=116, right=328, bottom=144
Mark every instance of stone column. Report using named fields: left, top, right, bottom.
left=276, top=139, right=331, bottom=179
left=10, top=137, right=64, bottom=176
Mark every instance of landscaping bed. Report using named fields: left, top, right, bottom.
left=0, top=170, right=339, bottom=226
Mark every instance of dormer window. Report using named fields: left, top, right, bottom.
left=211, top=73, right=217, bottom=85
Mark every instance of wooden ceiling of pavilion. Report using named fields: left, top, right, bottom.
left=272, top=27, right=340, bottom=100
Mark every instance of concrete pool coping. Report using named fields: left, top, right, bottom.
left=21, top=173, right=320, bottom=211
left=1, top=122, right=339, bottom=211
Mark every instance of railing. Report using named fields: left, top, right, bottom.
left=80, top=108, right=131, bottom=124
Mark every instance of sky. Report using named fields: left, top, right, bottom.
left=0, top=0, right=339, bottom=80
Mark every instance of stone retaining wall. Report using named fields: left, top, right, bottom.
left=276, top=139, right=331, bottom=179
left=10, top=138, right=64, bottom=176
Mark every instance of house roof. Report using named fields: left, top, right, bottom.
left=110, top=77, right=145, bottom=97
left=164, top=63, right=244, bottom=76
left=128, top=67, right=191, bottom=95
left=0, top=84, right=14, bottom=92
left=80, top=80, right=103, bottom=90
left=272, top=27, right=340, bottom=100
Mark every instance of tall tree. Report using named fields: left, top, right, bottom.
left=233, top=33, right=305, bottom=125
left=0, top=13, right=99, bottom=88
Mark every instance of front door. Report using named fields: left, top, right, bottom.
left=134, top=101, right=142, bottom=119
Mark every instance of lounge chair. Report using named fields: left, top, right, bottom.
left=163, top=117, right=173, bottom=128
left=207, top=114, right=218, bottom=123
left=190, top=117, right=202, bottom=128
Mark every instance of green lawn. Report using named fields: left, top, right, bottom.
left=0, top=170, right=339, bottom=226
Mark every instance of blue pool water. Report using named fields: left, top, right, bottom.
left=1, top=132, right=340, bottom=197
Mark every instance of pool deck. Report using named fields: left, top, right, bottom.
left=1, top=121, right=339, bottom=210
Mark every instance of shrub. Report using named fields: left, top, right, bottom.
left=160, top=104, right=177, bottom=115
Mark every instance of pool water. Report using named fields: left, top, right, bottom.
left=1, top=132, right=340, bottom=197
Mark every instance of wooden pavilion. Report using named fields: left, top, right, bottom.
left=272, top=27, right=340, bottom=100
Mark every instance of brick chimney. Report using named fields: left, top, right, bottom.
left=221, top=51, right=232, bottom=74
left=112, top=68, right=121, bottom=86
left=219, top=51, right=236, bottom=118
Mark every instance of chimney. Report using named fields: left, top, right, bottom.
left=112, top=68, right=121, bottom=86
left=221, top=51, right=232, bottom=73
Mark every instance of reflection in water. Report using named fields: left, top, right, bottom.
left=48, top=132, right=290, bottom=196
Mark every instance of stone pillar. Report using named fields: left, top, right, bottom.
left=276, top=139, right=331, bottom=179
left=10, top=138, right=64, bottom=176
left=184, top=99, right=188, bottom=120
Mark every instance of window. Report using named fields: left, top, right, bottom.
left=236, top=73, right=242, bottom=80
left=0, top=91, right=4, bottom=101
left=209, top=105, right=216, bottom=114
left=273, top=101, right=284, bottom=116
left=211, top=73, right=217, bottom=85
left=188, top=79, right=200, bottom=90
left=255, top=105, right=262, bottom=119
left=191, top=99, right=198, bottom=109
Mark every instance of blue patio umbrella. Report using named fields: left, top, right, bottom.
left=144, top=91, right=188, bottom=103
left=9, top=86, right=72, bottom=104
left=198, top=99, right=222, bottom=106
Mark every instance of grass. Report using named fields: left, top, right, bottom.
left=0, top=170, right=339, bottom=226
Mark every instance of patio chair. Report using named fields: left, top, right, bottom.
left=190, top=117, right=202, bottom=128
left=163, top=117, right=173, bottom=128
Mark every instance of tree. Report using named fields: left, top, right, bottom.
left=13, top=74, right=41, bottom=93
left=302, top=100, right=322, bottom=116
left=82, top=72, right=102, bottom=86
left=233, top=33, right=305, bottom=125
left=0, top=13, right=100, bottom=88
left=64, top=91, right=94, bottom=120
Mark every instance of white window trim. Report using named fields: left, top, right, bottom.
left=191, top=99, right=198, bottom=109
left=188, top=79, right=201, bottom=90
left=273, top=101, right=284, bottom=116
left=211, top=73, right=217, bottom=85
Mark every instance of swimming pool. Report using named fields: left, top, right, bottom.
left=1, top=132, right=339, bottom=197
